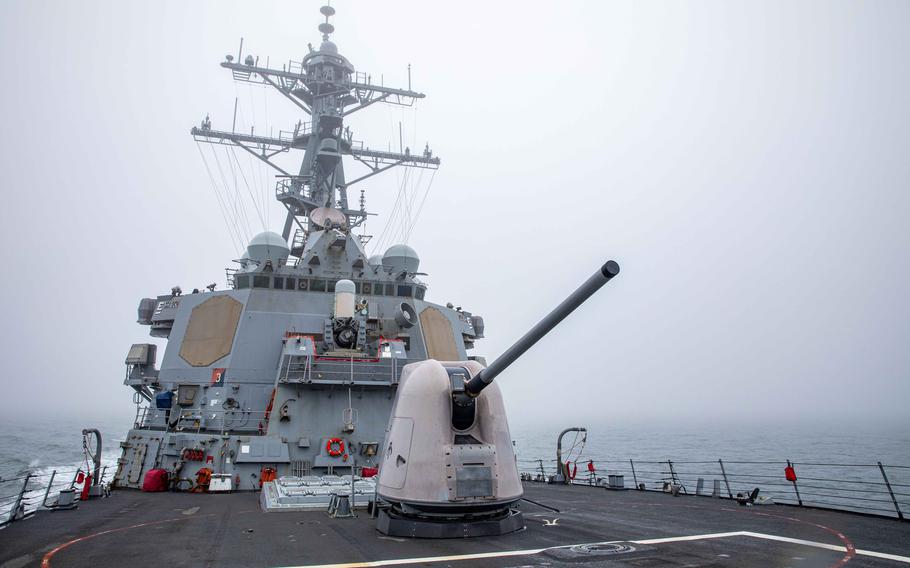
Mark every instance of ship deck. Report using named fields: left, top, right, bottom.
left=1, top=482, right=908, bottom=568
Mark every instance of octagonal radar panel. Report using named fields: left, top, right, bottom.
left=310, top=207, right=347, bottom=229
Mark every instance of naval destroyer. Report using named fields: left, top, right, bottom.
left=1, top=5, right=908, bottom=567
left=121, top=2, right=453, bottom=501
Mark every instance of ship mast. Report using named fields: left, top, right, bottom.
left=191, top=4, right=440, bottom=257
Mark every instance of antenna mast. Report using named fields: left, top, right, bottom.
left=191, top=4, right=440, bottom=257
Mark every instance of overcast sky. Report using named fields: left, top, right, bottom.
left=1, top=0, right=908, bottom=429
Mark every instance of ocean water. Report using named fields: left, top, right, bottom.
left=511, top=420, right=910, bottom=517
left=0, top=416, right=127, bottom=520
left=1, top=417, right=908, bottom=520
left=511, top=420, right=910, bottom=466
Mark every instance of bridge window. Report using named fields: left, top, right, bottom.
left=310, top=279, right=326, bottom=292
left=253, top=276, right=269, bottom=288
left=361, top=282, right=373, bottom=295
left=285, top=277, right=296, bottom=290
left=396, top=285, right=412, bottom=297
left=273, top=277, right=285, bottom=289
left=416, top=286, right=425, bottom=300
left=235, top=275, right=249, bottom=289
left=298, top=279, right=309, bottom=291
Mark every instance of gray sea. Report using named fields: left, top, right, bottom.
left=1, top=417, right=908, bottom=520
left=512, top=419, right=910, bottom=517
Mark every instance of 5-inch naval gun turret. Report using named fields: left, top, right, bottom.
left=376, top=261, right=621, bottom=537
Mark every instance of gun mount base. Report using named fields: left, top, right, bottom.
left=377, top=505, right=524, bottom=538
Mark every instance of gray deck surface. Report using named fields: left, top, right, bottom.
left=1, top=482, right=908, bottom=567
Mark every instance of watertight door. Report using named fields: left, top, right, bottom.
left=382, top=417, right=414, bottom=490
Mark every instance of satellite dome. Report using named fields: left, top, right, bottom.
left=319, top=40, right=338, bottom=54
left=368, top=254, right=384, bottom=267
left=382, top=244, right=420, bottom=274
left=247, top=231, right=290, bottom=264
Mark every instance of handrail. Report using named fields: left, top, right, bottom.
left=0, top=465, right=114, bottom=528
left=4, top=451, right=907, bottom=525
left=518, top=454, right=908, bottom=521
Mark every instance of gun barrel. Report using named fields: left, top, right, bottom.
left=464, top=260, right=620, bottom=396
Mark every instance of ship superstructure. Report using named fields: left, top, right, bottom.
left=117, top=5, right=483, bottom=493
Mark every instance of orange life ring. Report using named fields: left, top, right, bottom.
left=326, top=438, right=345, bottom=457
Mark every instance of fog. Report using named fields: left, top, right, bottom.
left=1, top=1, right=908, bottom=430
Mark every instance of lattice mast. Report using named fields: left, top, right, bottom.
left=191, top=4, right=439, bottom=256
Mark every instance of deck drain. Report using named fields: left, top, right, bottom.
left=569, top=542, right=636, bottom=555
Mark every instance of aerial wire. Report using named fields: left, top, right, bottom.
left=211, top=144, right=251, bottom=244
left=244, top=82, right=268, bottom=226
left=373, top=165, right=410, bottom=255
left=372, top=174, right=403, bottom=253
left=396, top=166, right=413, bottom=245
left=195, top=141, right=244, bottom=255
left=402, top=168, right=425, bottom=244
left=205, top=142, right=248, bottom=250
left=220, top=91, right=251, bottom=242
left=401, top=168, right=417, bottom=243
left=230, top=90, right=258, bottom=237
left=404, top=169, right=436, bottom=242
left=246, top=151, right=264, bottom=226
left=229, top=145, right=267, bottom=230
left=399, top=104, right=423, bottom=244
left=262, top=83, right=271, bottom=229
left=224, top=145, right=254, bottom=242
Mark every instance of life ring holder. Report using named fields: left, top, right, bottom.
left=326, top=438, right=345, bottom=457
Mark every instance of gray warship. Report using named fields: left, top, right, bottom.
left=121, top=2, right=454, bottom=499
left=1, top=5, right=909, bottom=567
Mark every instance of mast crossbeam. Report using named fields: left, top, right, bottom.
left=192, top=126, right=439, bottom=169
left=221, top=61, right=423, bottom=111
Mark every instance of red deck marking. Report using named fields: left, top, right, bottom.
left=747, top=509, right=856, bottom=566
left=608, top=498, right=858, bottom=567
left=41, top=514, right=215, bottom=567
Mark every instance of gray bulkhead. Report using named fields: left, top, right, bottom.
left=118, top=263, right=478, bottom=489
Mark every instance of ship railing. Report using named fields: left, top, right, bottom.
left=136, top=407, right=275, bottom=436
left=288, top=59, right=305, bottom=76
left=279, top=356, right=408, bottom=386
left=283, top=121, right=312, bottom=139
left=517, top=457, right=909, bottom=521
left=353, top=71, right=371, bottom=85
left=225, top=267, right=238, bottom=289
left=275, top=177, right=314, bottom=199
left=0, top=465, right=114, bottom=528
